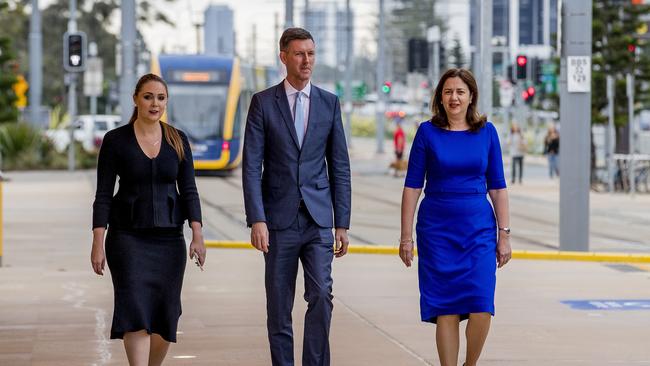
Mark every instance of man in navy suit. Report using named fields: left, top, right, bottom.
left=242, top=27, right=351, bottom=366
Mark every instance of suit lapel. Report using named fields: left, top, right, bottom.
left=274, top=83, right=300, bottom=150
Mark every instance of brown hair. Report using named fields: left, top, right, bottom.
left=279, top=27, right=314, bottom=51
left=129, top=73, right=185, bottom=160
left=430, top=68, right=487, bottom=132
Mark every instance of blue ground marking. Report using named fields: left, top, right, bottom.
left=561, top=300, right=650, bottom=310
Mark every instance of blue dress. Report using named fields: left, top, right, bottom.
left=404, top=121, right=506, bottom=323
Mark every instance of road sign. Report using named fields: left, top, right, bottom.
left=567, top=56, right=591, bottom=93
left=83, top=57, right=103, bottom=97
left=562, top=299, right=650, bottom=310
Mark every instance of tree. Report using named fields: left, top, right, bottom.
left=592, top=0, right=650, bottom=153
left=0, top=2, right=19, bottom=123
left=2, top=0, right=175, bottom=114
left=449, top=37, right=465, bottom=68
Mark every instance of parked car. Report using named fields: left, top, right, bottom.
left=46, top=115, right=122, bottom=152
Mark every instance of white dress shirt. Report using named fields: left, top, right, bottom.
left=284, top=79, right=311, bottom=137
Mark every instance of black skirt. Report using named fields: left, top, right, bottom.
left=105, top=227, right=186, bottom=342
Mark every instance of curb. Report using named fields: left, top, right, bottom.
left=204, top=241, right=650, bottom=263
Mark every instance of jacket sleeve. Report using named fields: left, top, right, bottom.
left=242, top=93, right=267, bottom=226
left=177, top=130, right=202, bottom=226
left=92, top=131, right=117, bottom=229
left=326, top=96, right=352, bottom=229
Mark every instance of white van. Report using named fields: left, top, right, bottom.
left=46, top=115, right=122, bottom=152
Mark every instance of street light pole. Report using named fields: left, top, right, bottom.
left=375, top=0, right=386, bottom=154
left=66, top=0, right=77, bottom=171
left=120, top=0, right=136, bottom=126
left=29, top=0, right=42, bottom=127
left=285, top=0, right=294, bottom=28
left=343, top=0, right=353, bottom=146
left=479, top=0, right=493, bottom=118
left=559, top=0, right=592, bottom=251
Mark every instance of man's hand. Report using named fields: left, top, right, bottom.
left=251, top=222, right=269, bottom=253
left=334, top=228, right=349, bottom=258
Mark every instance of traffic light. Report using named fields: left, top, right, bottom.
left=408, top=38, right=429, bottom=73
left=522, top=86, right=535, bottom=104
left=381, top=81, right=392, bottom=94
left=516, top=55, right=527, bottom=80
left=63, top=31, right=87, bottom=72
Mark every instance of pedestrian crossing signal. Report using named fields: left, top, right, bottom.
left=63, top=32, right=87, bottom=72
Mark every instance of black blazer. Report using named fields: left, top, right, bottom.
left=92, top=123, right=202, bottom=229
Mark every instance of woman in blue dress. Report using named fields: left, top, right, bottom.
left=399, top=68, right=511, bottom=366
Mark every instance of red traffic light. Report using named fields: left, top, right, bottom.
left=522, top=90, right=530, bottom=100
left=628, top=44, right=636, bottom=52
left=527, top=86, right=536, bottom=97
left=516, top=55, right=528, bottom=67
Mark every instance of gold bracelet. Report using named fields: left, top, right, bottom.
left=399, top=238, right=414, bottom=245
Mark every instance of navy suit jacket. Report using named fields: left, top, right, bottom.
left=242, top=82, right=351, bottom=231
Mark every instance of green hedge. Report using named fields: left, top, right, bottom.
left=0, top=122, right=97, bottom=170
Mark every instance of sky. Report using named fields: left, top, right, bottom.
left=138, top=0, right=380, bottom=65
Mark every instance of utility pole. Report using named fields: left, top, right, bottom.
left=29, top=0, right=42, bottom=127
left=66, top=0, right=77, bottom=171
left=285, top=0, right=294, bottom=28
left=606, top=75, right=614, bottom=192
left=343, top=0, right=352, bottom=146
left=252, top=24, right=257, bottom=66
left=428, top=26, right=441, bottom=88
left=627, top=73, right=635, bottom=196
left=559, top=0, right=592, bottom=251
left=274, top=12, right=280, bottom=70
left=375, top=0, right=386, bottom=153
left=479, top=0, right=493, bottom=118
left=120, top=0, right=136, bottom=126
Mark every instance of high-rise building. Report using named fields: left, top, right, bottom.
left=204, top=5, right=234, bottom=57
left=335, top=8, right=354, bottom=66
left=443, top=0, right=557, bottom=71
left=303, top=2, right=354, bottom=67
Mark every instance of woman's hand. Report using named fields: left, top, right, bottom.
left=189, top=233, right=206, bottom=268
left=91, top=242, right=105, bottom=275
left=496, top=235, right=512, bottom=268
left=399, top=239, right=414, bottom=267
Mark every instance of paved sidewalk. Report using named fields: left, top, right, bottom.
left=1, top=171, right=649, bottom=365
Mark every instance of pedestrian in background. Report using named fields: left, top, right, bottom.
left=392, top=119, right=406, bottom=177
left=508, top=123, right=526, bottom=184
left=544, top=125, right=560, bottom=178
left=242, top=27, right=351, bottom=366
left=91, top=73, right=205, bottom=366
left=399, top=68, right=511, bottom=366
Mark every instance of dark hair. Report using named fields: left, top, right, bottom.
left=430, top=68, right=486, bottom=132
left=129, top=73, right=185, bottom=160
left=279, top=27, right=314, bottom=51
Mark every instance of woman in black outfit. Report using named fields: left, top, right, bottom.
left=91, top=73, right=206, bottom=366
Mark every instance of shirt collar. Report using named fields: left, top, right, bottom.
left=284, top=79, right=311, bottom=98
